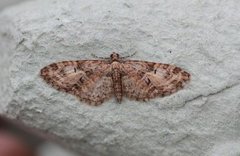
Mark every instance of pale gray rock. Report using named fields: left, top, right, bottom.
left=0, top=0, right=240, bottom=156
left=0, top=0, right=29, bottom=11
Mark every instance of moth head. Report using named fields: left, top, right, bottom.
left=110, top=52, right=120, bottom=61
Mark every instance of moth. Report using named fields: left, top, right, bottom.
left=40, top=52, right=190, bottom=106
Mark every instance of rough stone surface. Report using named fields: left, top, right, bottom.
left=0, top=0, right=29, bottom=11
left=0, top=0, right=240, bottom=156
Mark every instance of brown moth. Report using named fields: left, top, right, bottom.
left=40, top=52, right=190, bottom=106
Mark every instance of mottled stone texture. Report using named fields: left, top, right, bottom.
left=0, top=0, right=240, bottom=156
left=0, top=0, right=28, bottom=11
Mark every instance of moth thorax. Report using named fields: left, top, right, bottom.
left=111, top=61, right=121, bottom=69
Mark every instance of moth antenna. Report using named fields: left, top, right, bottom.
left=121, top=51, right=137, bottom=59
left=91, top=53, right=109, bottom=59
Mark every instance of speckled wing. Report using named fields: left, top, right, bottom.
left=40, top=60, right=113, bottom=106
left=121, top=60, right=190, bottom=101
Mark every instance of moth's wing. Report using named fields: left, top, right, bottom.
left=74, top=75, right=113, bottom=106
left=40, top=60, right=113, bottom=106
left=121, top=60, right=190, bottom=101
